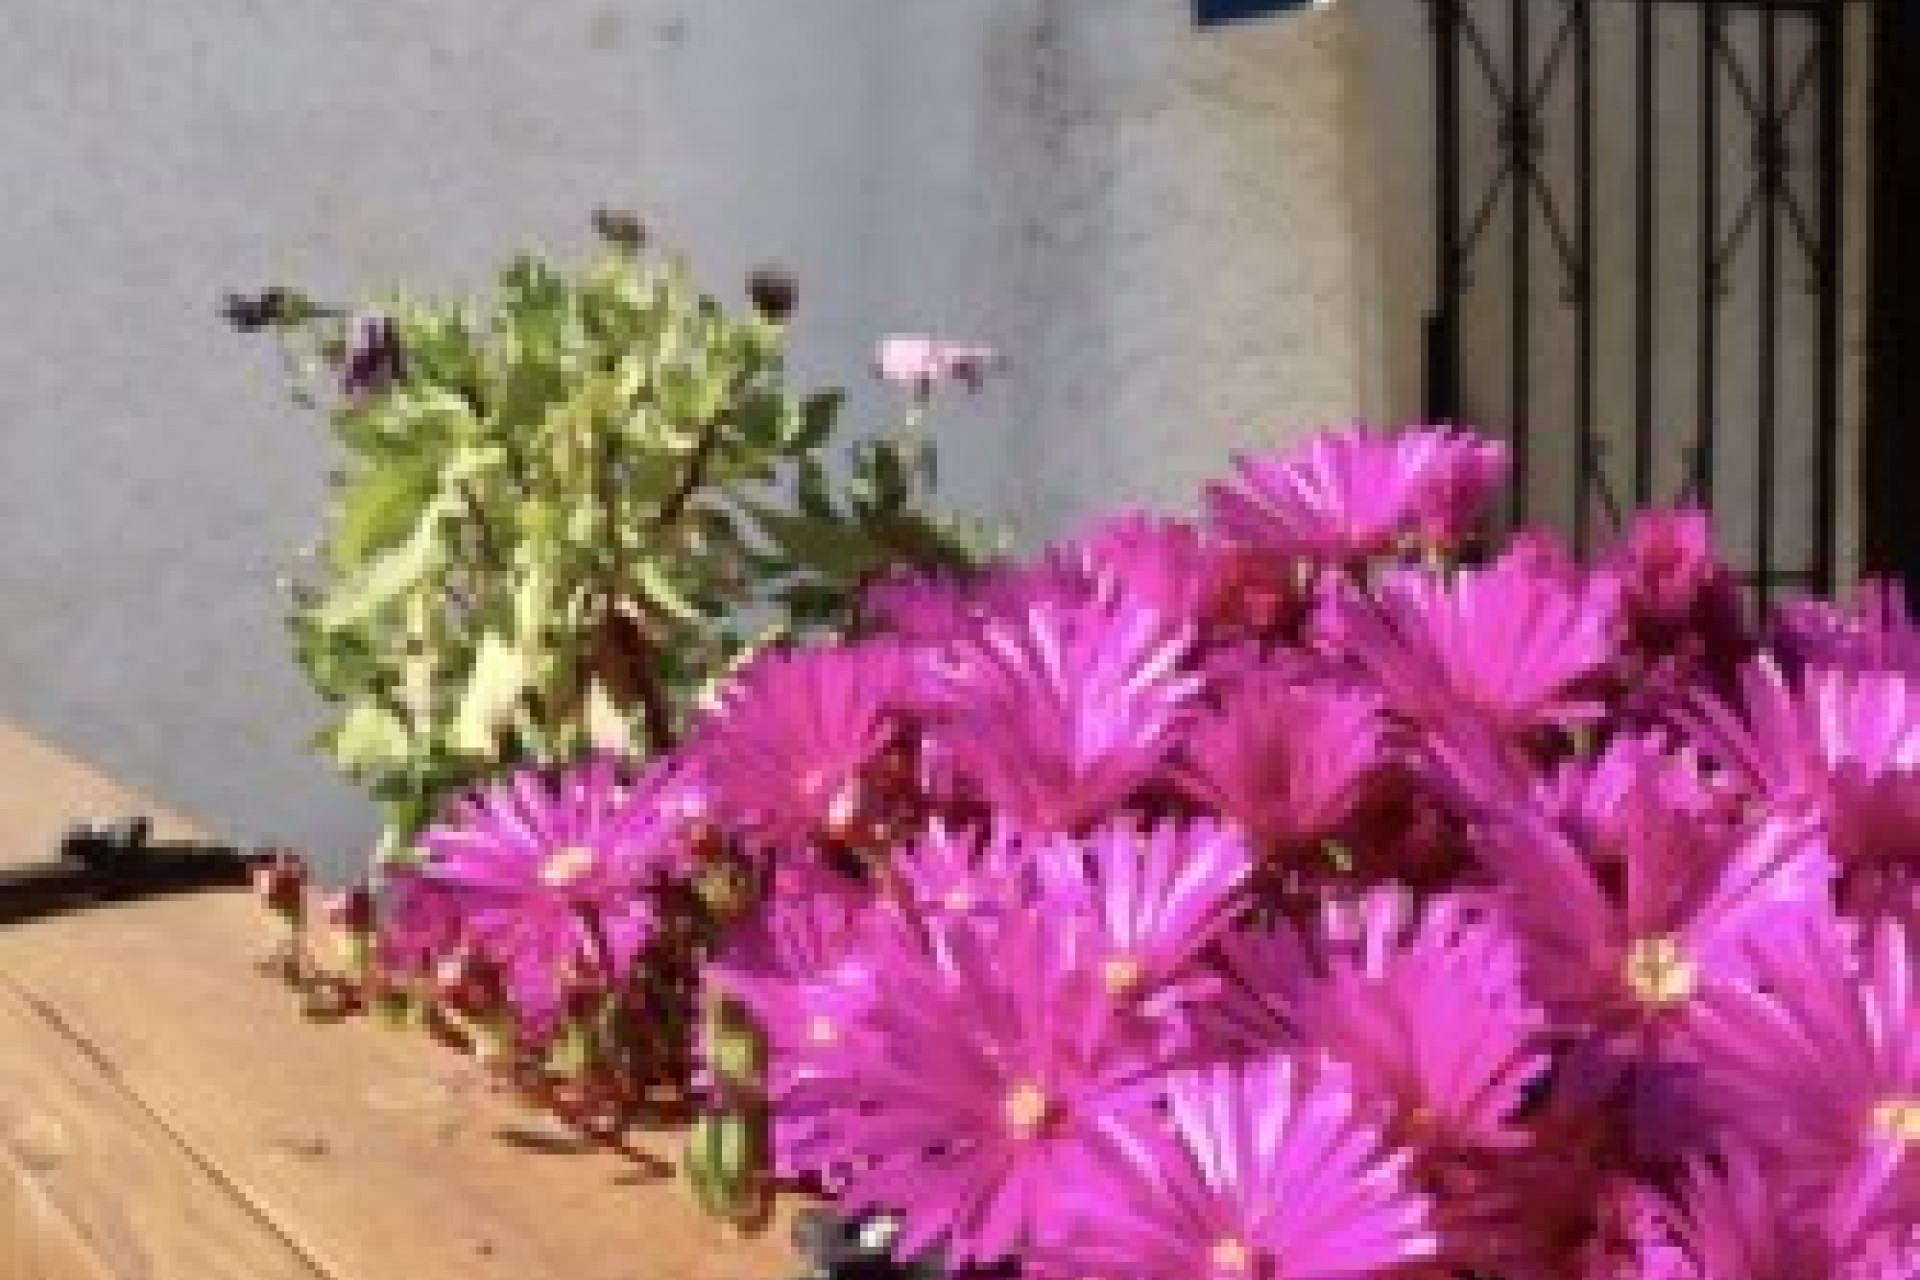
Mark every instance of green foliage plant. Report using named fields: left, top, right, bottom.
left=232, top=215, right=972, bottom=861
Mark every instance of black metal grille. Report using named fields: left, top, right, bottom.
left=1424, top=0, right=1850, bottom=598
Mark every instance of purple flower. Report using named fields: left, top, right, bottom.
left=1593, top=1146, right=1920, bottom=1280
left=396, top=760, right=680, bottom=1030
left=1773, top=578, right=1920, bottom=679
left=1325, top=551, right=1619, bottom=740
left=1178, top=670, right=1387, bottom=861
left=706, top=861, right=882, bottom=1180
left=928, top=592, right=1201, bottom=834
left=1214, top=889, right=1549, bottom=1159
left=1060, top=512, right=1224, bottom=630
left=693, top=643, right=912, bottom=850
left=1034, top=819, right=1251, bottom=1010
left=1605, top=509, right=1751, bottom=677
left=1685, top=659, right=1920, bottom=881
left=1466, top=757, right=1833, bottom=1047
left=1205, top=426, right=1506, bottom=562
left=893, top=819, right=1030, bottom=922
left=1694, top=915, right=1920, bottom=1210
left=874, top=334, right=997, bottom=397
left=809, top=908, right=1166, bottom=1269
left=1037, top=1056, right=1437, bottom=1280
left=340, top=313, right=405, bottom=400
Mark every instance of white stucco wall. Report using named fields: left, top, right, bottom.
left=0, top=1, right=1379, bottom=875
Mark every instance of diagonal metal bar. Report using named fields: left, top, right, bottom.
left=1525, top=1, right=1579, bottom=113
left=1712, top=177, right=1764, bottom=277
left=1460, top=10, right=1518, bottom=116
left=1525, top=165, right=1583, bottom=294
left=1458, top=156, right=1517, bottom=266
left=1713, top=20, right=1766, bottom=124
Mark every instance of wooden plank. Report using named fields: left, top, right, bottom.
left=0, top=982, right=329, bottom=1280
left=0, top=721, right=804, bottom=1280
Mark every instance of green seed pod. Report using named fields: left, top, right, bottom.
left=712, top=1106, right=771, bottom=1226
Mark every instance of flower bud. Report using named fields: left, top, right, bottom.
left=591, top=206, right=647, bottom=253
left=434, top=951, right=505, bottom=1019
left=340, top=314, right=405, bottom=401
left=220, top=286, right=312, bottom=332
left=252, top=851, right=309, bottom=923
left=746, top=266, right=797, bottom=323
left=324, top=883, right=377, bottom=973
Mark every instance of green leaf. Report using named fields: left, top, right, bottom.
left=315, top=501, right=448, bottom=629
left=709, top=1019, right=767, bottom=1088
left=635, top=558, right=705, bottom=626
left=332, top=701, right=412, bottom=771
left=732, top=389, right=786, bottom=451
left=330, top=461, right=437, bottom=571
left=787, top=389, right=843, bottom=453
left=741, top=501, right=889, bottom=581
left=868, top=440, right=908, bottom=515
left=450, top=632, right=531, bottom=756
left=795, top=457, right=835, bottom=520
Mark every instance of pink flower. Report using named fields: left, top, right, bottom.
left=874, top=334, right=997, bottom=396
left=1413, top=429, right=1509, bottom=552
left=892, top=819, right=1030, bottom=922
left=1205, top=425, right=1506, bottom=561
left=1324, top=552, right=1619, bottom=740
left=1037, top=1056, right=1437, bottom=1280
left=1061, top=512, right=1222, bottom=629
left=1034, top=819, right=1252, bottom=1011
left=1595, top=1145, right=1920, bottom=1280
left=398, top=760, right=679, bottom=1030
left=1774, top=578, right=1920, bottom=679
left=1605, top=509, right=1750, bottom=676
left=810, top=909, right=1166, bottom=1269
left=706, top=861, right=881, bottom=1180
left=1683, top=660, right=1920, bottom=913
left=1213, top=889, right=1549, bottom=1159
left=1470, top=770, right=1832, bottom=1047
left=1693, top=915, right=1920, bottom=1209
left=1178, top=669, right=1387, bottom=861
left=707, top=862, right=877, bottom=1081
left=928, top=592, right=1201, bottom=834
left=693, top=642, right=911, bottom=850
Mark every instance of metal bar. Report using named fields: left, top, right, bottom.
left=1575, top=0, right=1597, bottom=551
left=1635, top=0, right=1656, bottom=505
left=1757, top=5, right=1779, bottom=602
left=1433, top=0, right=1463, bottom=425
left=1699, top=2, right=1721, bottom=508
left=1, top=822, right=257, bottom=928
left=1815, top=4, right=1842, bottom=590
left=1511, top=0, right=1532, bottom=524
left=1460, top=158, right=1516, bottom=264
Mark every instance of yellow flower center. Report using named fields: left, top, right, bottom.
left=539, top=845, right=596, bottom=888
left=807, top=1014, right=838, bottom=1046
left=1210, top=1238, right=1252, bottom=1275
left=1102, top=955, right=1143, bottom=996
left=1003, top=1082, right=1050, bottom=1136
left=1623, top=935, right=1695, bottom=1006
left=1874, top=1098, right=1920, bottom=1143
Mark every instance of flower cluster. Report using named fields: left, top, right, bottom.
left=303, top=425, right=1920, bottom=1279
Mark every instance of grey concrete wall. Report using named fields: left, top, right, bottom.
left=0, top=2, right=1380, bottom=875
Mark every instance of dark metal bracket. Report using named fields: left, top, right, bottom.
left=0, top=817, right=259, bottom=927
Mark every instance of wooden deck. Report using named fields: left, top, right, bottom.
left=0, top=721, right=801, bottom=1280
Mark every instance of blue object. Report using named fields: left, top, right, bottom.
left=1194, top=0, right=1321, bottom=28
